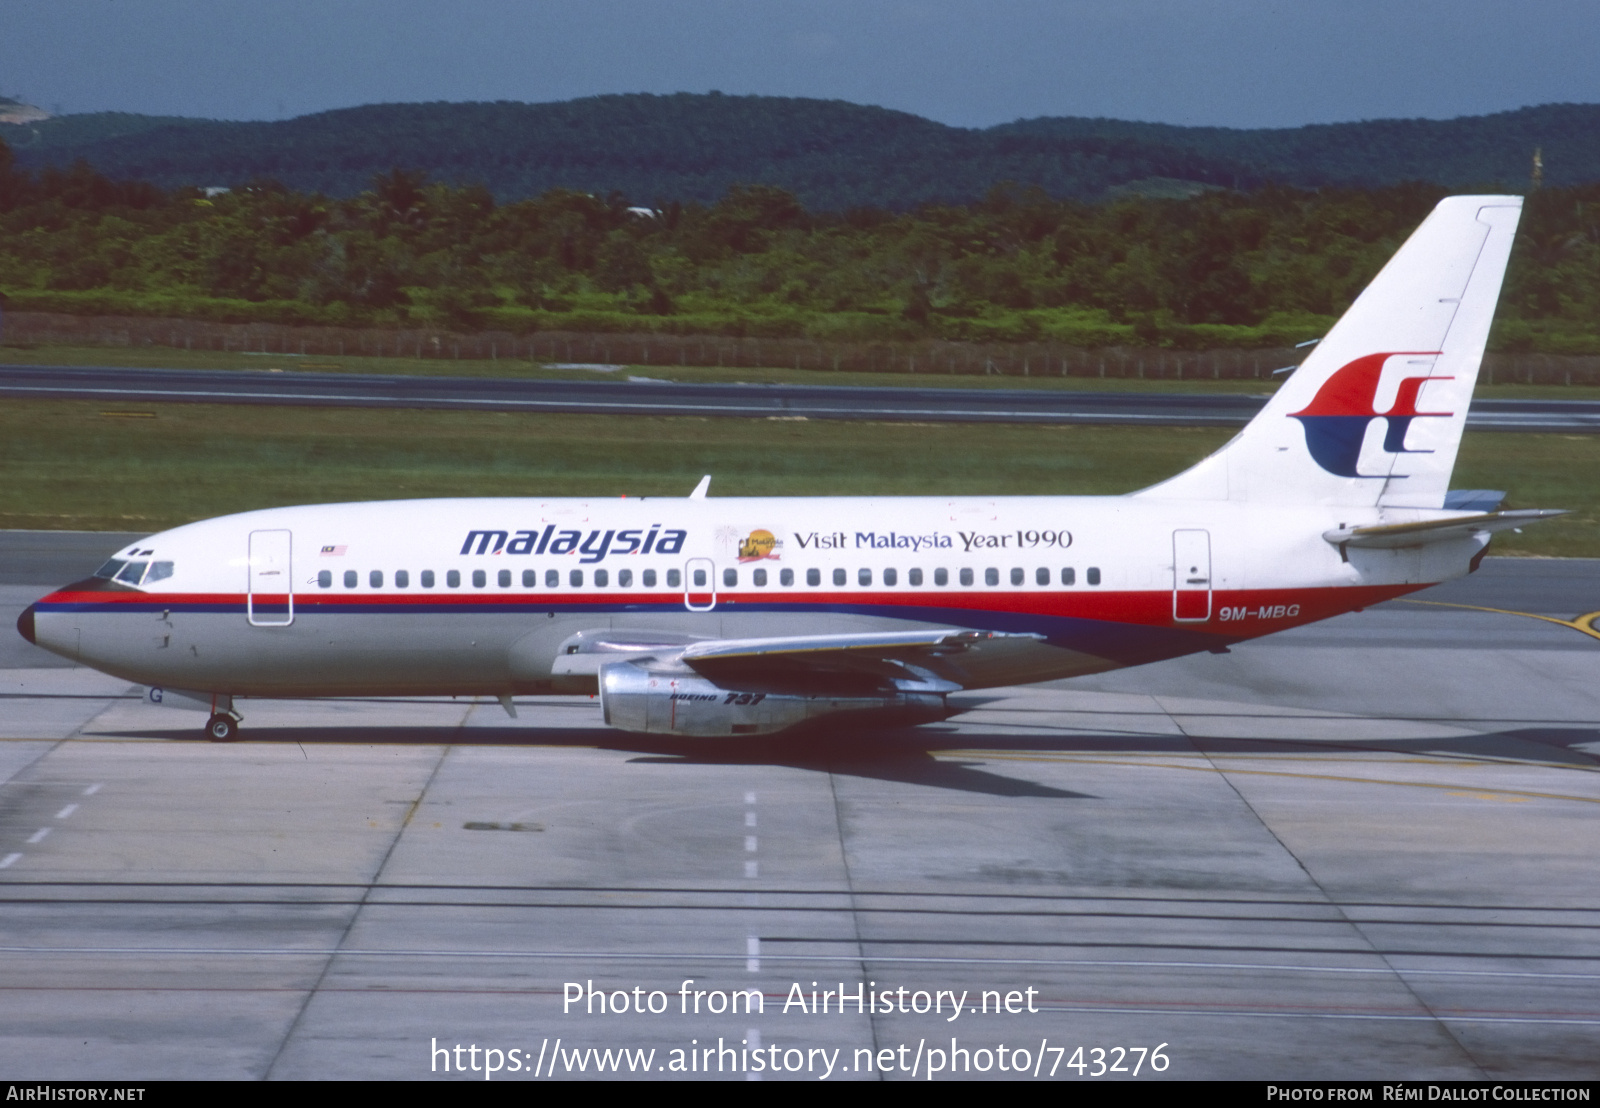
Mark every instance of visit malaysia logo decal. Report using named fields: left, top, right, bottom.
left=1289, top=351, right=1451, bottom=478
left=737, top=529, right=782, bottom=562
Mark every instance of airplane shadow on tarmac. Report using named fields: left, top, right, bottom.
left=87, top=721, right=1094, bottom=799
left=87, top=715, right=1600, bottom=799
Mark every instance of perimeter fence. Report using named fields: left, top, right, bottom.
left=4, top=310, right=1598, bottom=385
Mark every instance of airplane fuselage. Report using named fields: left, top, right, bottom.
left=23, top=494, right=1481, bottom=700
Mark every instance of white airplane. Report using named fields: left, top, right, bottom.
left=17, top=196, right=1561, bottom=742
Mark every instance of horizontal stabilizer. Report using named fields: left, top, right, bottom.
left=1323, top=509, right=1566, bottom=549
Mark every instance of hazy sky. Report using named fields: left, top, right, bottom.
left=5, top=0, right=1598, bottom=129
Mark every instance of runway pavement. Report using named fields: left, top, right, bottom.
left=5, top=363, right=1600, bottom=429
left=2, top=533, right=1598, bottom=1080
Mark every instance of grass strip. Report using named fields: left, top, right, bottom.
left=0, top=399, right=1592, bottom=557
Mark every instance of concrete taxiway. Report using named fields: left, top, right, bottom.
left=5, top=363, right=1600, bottom=430
left=2, top=533, right=1598, bottom=1080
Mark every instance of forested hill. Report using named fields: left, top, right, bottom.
left=4, top=94, right=1595, bottom=209
left=2, top=96, right=1253, bottom=209
left=994, top=104, right=1600, bottom=193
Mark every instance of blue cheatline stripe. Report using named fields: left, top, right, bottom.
left=36, top=594, right=1233, bottom=666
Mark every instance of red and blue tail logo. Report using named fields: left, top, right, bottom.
left=1289, top=352, right=1451, bottom=478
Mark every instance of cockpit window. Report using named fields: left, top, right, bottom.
left=114, top=561, right=149, bottom=586
left=145, top=561, right=174, bottom=584
left=94, top=559, right=127, bottom=580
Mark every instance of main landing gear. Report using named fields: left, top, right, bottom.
left=204, top=694, right=241, bottom=742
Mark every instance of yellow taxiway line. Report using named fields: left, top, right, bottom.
left=1398, top=599, right=1600, bottom=643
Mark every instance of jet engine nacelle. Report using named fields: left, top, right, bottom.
left=598, top=660, right=949, bottom=737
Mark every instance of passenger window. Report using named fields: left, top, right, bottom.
left=643, top=569, right=657, bottom=588
left=959, top=568, right=974, bottom=587
left=1061, top=567, right=1075, bottom=586
left=1087, top=567, right=1101, bottom=586
left=344, top=570, right=358, bottom=588
left=522, top=569, right=537, bottom=587
left=570, top=569, right=584, bottom=588
left=371, top=570, right=384, bottom=588
left=1010, top=567, right=1023, bottom=586
left=908, top=568, right=922, bottom=586
left=780, top=568, right=794, bottom=586
left=115, top=561, right=148, bottom=586
left=317, top=570, right=332, bottom=589
left=1035, top=567, right=1048, bottom=586
left=858, top=568, right=872, bottom=586
left=807, top=568, right=821, bottom=587
left=595, top=569, right=609, bottom=587
left=935, top=568, right=948, bottom=586
left=667, top=569, right=681, bottom=588
left=472, top=569, right=486, bottom=588
left=546, top=569, right=559, bottom=588
left=447, top=570, right=461, bottom=588
left=146, top=561, right=174, bottom=583
left=693, top=568, right=707, bottom=587
left=723, top=568, right=737, bottom=587
left=498, top=569, right=511, bottom=588
left=984, top=568, right=999, bottom=586
left=752, top=568, right=767, bottom=587
left=421, top=570, right=435, bottom=588
left=833, top=568, right=846, bottom=586
left=618, top=569, right=633, bottom=587
left=396, top=570, right=409, bottom=588
left=884, top=568, right=897, bottom=586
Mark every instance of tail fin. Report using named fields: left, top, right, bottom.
left=1138, top=195, right=1523, bottom=508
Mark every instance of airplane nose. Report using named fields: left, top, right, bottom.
left=16, top=604, right=36, bottom=645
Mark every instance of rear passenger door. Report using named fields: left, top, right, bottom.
left=1172, top=529, right=1211, bottom=622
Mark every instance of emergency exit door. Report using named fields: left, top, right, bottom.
left=684, top=557, right=717, bottom=611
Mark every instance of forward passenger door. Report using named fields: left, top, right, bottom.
left=247, top=529, right=294, bottom=627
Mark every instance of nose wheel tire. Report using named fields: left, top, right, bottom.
left=206, top=714, right=238, bottom=742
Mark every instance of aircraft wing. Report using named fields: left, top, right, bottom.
left=552, top=626, right=1056, bottom=692
left=680, top=629, right=1046, bottom=693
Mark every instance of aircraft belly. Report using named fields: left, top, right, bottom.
left=70, top=609, right=532, bottom=697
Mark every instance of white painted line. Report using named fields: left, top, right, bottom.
left=744, top=835, right=757, bottom=852
left=745, top=1029, right=762, bottom=1081
left=746, top=935, right=760, bottom=972
left=1, top=946, right=1593, bottom=984
left=55, top=804, right=78, bottom=819
left=0, top=854, right=20, bottom=869
left=744, top=791, right=756, bottom=804
left=83, top=784, right=102, bottom=796
left=745, top=812, right=757, bottom=828
left=1033, top=1004, right=1600, bottom=1026
left=26, top=828, right=49, bottom=844
left=744, top=861, right=758, bottom=879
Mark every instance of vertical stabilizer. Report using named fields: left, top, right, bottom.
left=1137, top=196, right=1522, bottom=508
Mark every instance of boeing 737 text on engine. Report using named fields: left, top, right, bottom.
left=17, top=197, right=1563, bottom=741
